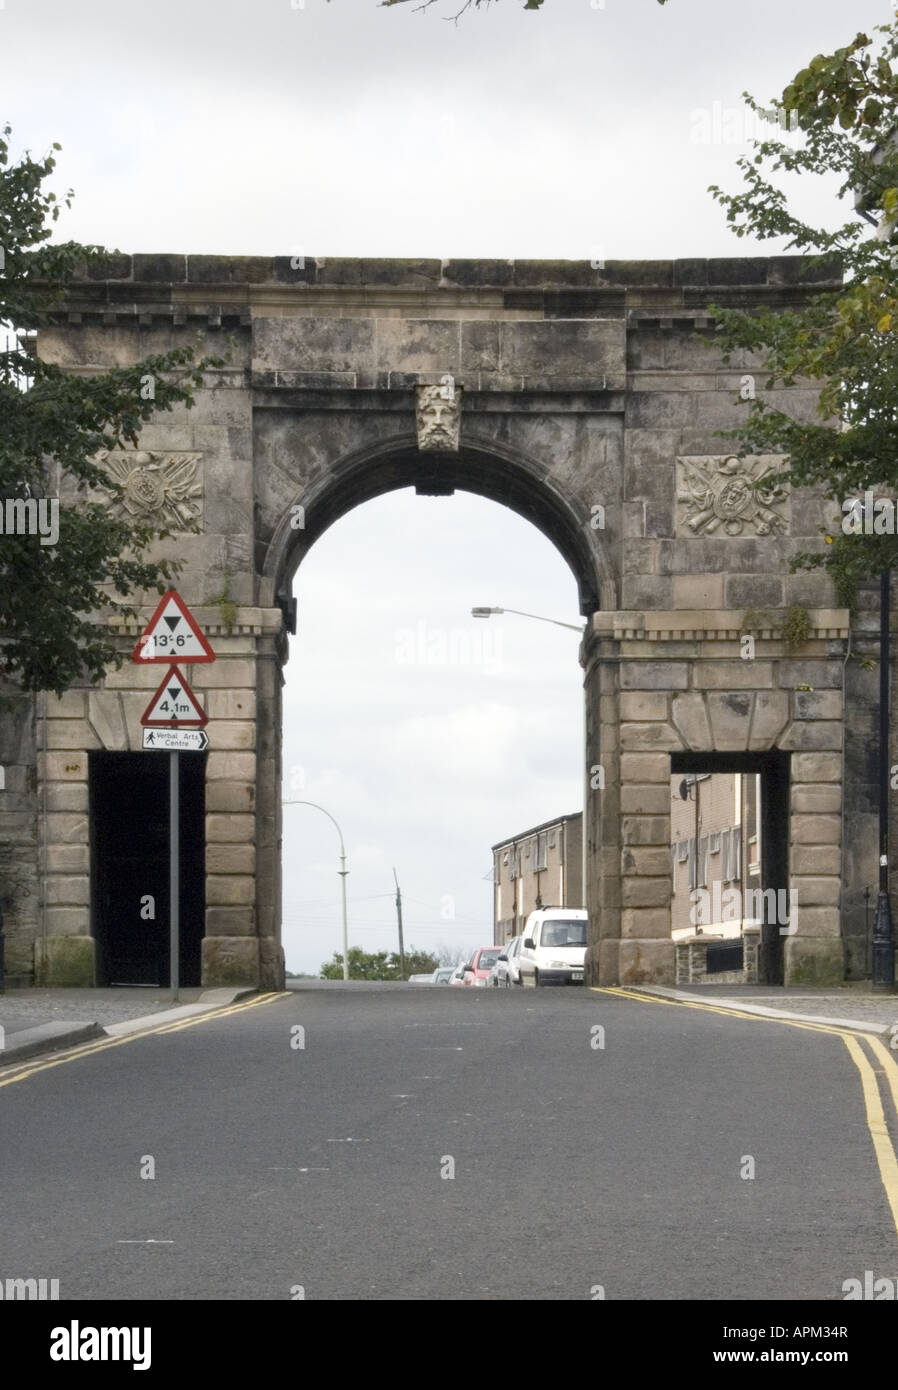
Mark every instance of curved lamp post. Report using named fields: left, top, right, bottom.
left=873, top=571, right=896, bottom=991
left=472, top=606, right=588, bottom=905
left=471, top=606, right=585, bottom=635
left=852, top=194, right=895, bottom=987
left=283, top=799, right=350, bottom=981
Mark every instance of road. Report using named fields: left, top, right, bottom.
left=1, top=981, right=896, bottom=1301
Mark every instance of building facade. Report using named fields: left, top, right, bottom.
left=492, top=812, right=583, bottom=943
left=670, top=771, right=762, bottom=939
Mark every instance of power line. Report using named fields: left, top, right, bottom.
left=282, top=912, right=491, bottom=925
left=283, top=893, right=394, bottom=905
left=281, top=922, right=491, bottom=935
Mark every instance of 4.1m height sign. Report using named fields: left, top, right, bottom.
left=140, top=666, right=208, bottom=727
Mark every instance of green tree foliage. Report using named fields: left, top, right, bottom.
left=401, top=948, right=443, bottom=976
left=0, top=125, right=226, bottom=694
left=706, top=21, right=898, bottom=605
left=320, top=946, right=441, bottom=980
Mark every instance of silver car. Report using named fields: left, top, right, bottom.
left=487, top=935, right=523, bottom=988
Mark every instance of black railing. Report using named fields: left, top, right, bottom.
left=705, top=940, right=744, bottom=975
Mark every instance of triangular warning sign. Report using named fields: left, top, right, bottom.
left=132, top=590, right=216, bottom=663
left=140, top=665, right=208, bottom=727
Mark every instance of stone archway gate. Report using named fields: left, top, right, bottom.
left=4, top=255, right=876, bottom=990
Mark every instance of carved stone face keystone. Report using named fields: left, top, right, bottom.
left=416, top=383, right=462, bottom=453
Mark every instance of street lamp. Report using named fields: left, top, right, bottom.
left=472, top=605, right=588, bottom=905
left=472, top=606, right=586, bottom=634
left=851, top=184, right=895, bottom=988
left=283, top=800, right=350, bottom=981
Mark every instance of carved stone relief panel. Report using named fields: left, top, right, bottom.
left=675, top=455, right=789, bottom=537
left=95, top=450, right=204, bottom=530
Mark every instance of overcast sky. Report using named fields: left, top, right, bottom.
left=3, top=0, right=887, bottom=972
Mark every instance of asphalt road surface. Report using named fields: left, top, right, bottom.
left=1, top=982, right=896, bottom=1301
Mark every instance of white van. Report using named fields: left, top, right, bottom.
left=518, top=907, right=588, bottom=987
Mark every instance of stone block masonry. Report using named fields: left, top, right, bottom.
left=584, top=608, right=849, bottom=987
left=3, top=255, right=875, bottom=989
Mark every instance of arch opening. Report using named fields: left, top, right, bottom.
left=262, top=437, right=609, bottom=624
left=277, top=480, right=590, bottom=980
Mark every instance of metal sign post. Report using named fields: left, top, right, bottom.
left=135, top=591, right=215, bottom=1001
left=170, top=751, right=179, bottom=1002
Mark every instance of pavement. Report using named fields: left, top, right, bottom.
left=0, top=986, right=256, bottom=1066
left=630, top=982, right=898, bottom=1036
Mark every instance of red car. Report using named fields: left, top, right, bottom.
left=462, top=946, right=504, bottom=987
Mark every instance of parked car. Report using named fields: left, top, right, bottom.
left=449, top=962, right=468, bottom=986
left=487, top=935, right=523, bottom=988
left=432, top=967, right=456, bottom=984
left=462, top=945, right=504, bottom=987
left=408, top=972, right=435, bottom=984
left=518, top=908, right=588, bottom=987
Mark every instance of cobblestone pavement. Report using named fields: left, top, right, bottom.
left=740, top=994, right=898, bottom=1028
left=0, top=988, right=204, bottom=1036
left=666, top=983, right=898, bottom=1030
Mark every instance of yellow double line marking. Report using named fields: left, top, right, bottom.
left=151, top=992, right=288, bottom=1035
left=594, top=985, right=898, bottom=1238
left=0, top=991, right=289, bottom=1089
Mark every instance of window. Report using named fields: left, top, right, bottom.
left=685, top=833, right=712, bottom=888
left=541, top=920, right=587, bottom=947
left=724, top=826, right=741, bottom=882
left=697, top=834, right=709, bottom=889
left=744, top=774, right=758, bottom=842
left=535, top=832, right=548, bottom=872
left=744, top=774, right=760, bottom=875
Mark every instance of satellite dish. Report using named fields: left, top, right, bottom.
left=678, top=779, right=690, bottom=801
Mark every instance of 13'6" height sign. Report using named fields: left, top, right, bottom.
left=135, top=591, right=215, bottom=999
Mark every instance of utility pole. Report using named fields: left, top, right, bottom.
left=873, top=568, right=896, bottom=991
left=393, top=867, right=406, bottom=979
